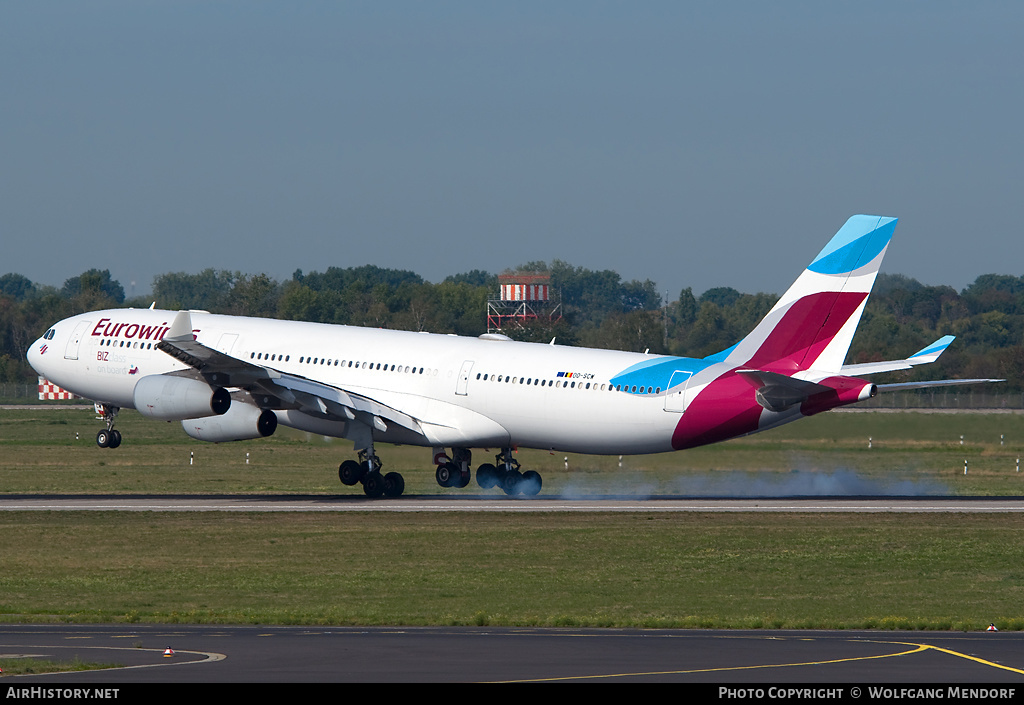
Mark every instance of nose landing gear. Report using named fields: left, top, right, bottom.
left=95, top=404, right=122, bottom=448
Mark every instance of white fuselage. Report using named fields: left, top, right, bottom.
left=29, top=308, right=699, bottom=455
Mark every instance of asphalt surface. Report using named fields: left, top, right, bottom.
left=2, top=494, right=1024, bottom=513
left=3, top=624, right=1024, bottom=684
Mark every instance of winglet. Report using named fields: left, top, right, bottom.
left=164, top=311, right=195, bottom=342
left=907, top=335, right=955, bottom=365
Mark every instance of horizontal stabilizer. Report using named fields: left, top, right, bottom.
left=841, top=336, right=955, bottom=376
left=876, top=378, right=1004, bottom=391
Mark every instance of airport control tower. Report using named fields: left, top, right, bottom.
left=487, top=272, right=562, bottom=334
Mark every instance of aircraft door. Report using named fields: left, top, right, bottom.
left=217, top=333, right=239, bottom=354
left=456, top=360, right=474, bottom=396
left=64, top=321, right=91, bottom=360
left=663, top=370, right=693, bottom=413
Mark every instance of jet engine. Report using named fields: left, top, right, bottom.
left=133, top=375, right=231, bottom=420
left=182, top=404, right=278, bottom=442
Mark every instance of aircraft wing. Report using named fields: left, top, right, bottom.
left=156, top=311, right=424, bottom=435
left=840, top=335, right=956, bottom=376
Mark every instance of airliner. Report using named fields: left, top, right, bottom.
left=27, top=215, right=997, bottom=497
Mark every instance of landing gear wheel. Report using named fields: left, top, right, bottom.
left=339, top=460, right=364, bottom=486
left=520, top=470, right=542, bottom=496
left=436, top=462, right=458, bottom=488
left=363, top=472, right=385, bottom=498
left=476, top=463, right=498, bottom=489
left=501, top=470, right=523, bottom=496
left=94, top=404, right=121, bottom=449
left=383, top=472, right=405, bottom=497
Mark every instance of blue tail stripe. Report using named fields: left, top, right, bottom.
left=808, top=216, right=896, bottom=275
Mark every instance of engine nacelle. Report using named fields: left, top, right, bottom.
left=133, top=375, right=231, bottom=420
left=182, top=404, right=278, bottom=443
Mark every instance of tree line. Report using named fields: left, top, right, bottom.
left=2, top=265, right=1022, bottom=390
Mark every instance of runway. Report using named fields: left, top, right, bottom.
left=3, top=624, right=1024, bottom=684
left=1, top=494, right=1024, bottom=512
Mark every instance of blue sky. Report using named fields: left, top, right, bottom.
left=3, top=2, right=1021, bottom=300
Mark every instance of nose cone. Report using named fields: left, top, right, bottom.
left=27, top=334, right=54, bottom=378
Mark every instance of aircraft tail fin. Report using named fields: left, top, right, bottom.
left=724, top=215, right=897, bottom=374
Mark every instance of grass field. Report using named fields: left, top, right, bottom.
left=2, top=407, right=1024, bottom=496
left=2, top=407, right=1024, bottom=629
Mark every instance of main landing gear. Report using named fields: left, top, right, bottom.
left=338, top=445, right=405, bottom=498
left=437, top=447, right=542, bottom=496
left=434, top=447, right=472, bottom=489
left=95, top=404, right=122, bottom=449
left=335, top=445, right=543, bottom=499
